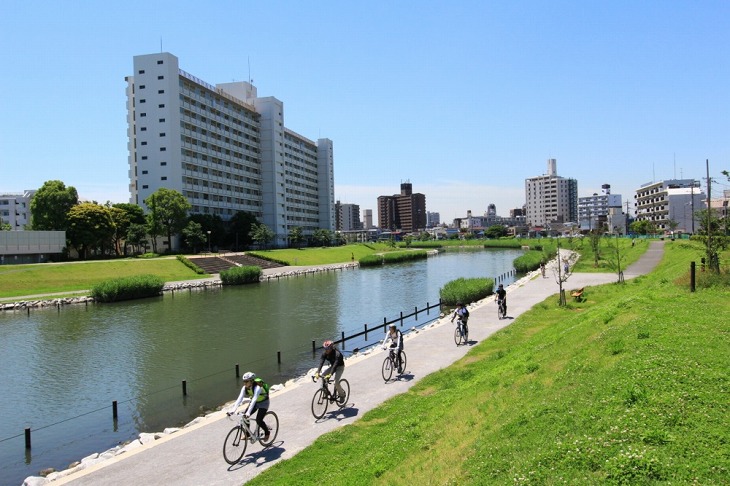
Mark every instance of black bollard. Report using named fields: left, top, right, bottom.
left=690, top=262, right=696, bottom=292
left=182, top=380, right=187, bottom=396
left=235, top=363, right=240, bottom=377
left=112, top=400, right=118, bottom=419
left=25, top=428, right=31, bottom=449
left=277, top=351, right=281, bottom=364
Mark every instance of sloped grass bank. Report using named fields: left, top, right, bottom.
left=248, top=242, right=728, bottom=485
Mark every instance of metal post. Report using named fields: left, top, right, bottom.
left=341, top=331, right=345, bottom=350
left=235, top=363, right=240, bottom=377
left=277, top=351, right=281, bottom=364
left=25, top=428, right=31, bottom=449
left=182, top=380, right=187, bottom=396
left=690, top=261, right=696, bottom=292
left=112, top=400, right=118, bottom=420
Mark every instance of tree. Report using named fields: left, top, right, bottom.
left=66, top=203, right=115, bottom=259
left=250, top=223, right=275, bottom=249
left=228, top=211, right=258, bottom=250
left=554, top=239, right=572, bottom=306
left=144, top=188, right=191, bottom=254
left=695, top=208, right=726, bottom=273
left=189, top=214, right=225, bottom=250
left=312, top=229, right=333, bottom=247
left=126, top=223, right=148, bottom=255
left=630, top=220, right=655, bottom=236
left=111, top=203, right=146, bottom=256
left=288, top=226, right=304, bottom=248
left=182, top=221, right=207, bottom=253
left=485, top=225, right=507, bottom=239
left=1, top=222, right=11, bottom=231
left=403, top=235, right=413, bottom=247
left=588, top=230, right=602, bottom=267
left=30, top=180, right=79, bottom=230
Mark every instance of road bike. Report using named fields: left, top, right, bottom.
left=454, top=317, right=469, bottom=346
left=381, top=347, right=407, bottom=381
left=311, top=374, right=350, bottom=419
left=497, top=298, right=507, bottom=320
left=223, top=409, right=279, bottom=464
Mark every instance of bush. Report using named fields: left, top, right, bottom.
left=513, top=250, right=545, bottom=273
left=440, top=277, right=494, bottom=306
left=359, top=254, right=384, bottom=267
left=91, top=275, right=165, bottom=303
left=359, top=251, right=428, bottom=267
left=220, top=266, right=262, bottom=285
left=176, top=255, right=205, bottom=274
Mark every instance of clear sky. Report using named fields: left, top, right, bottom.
left=2, top=1, right=729, bottom=223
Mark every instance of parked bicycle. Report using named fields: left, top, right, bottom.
left=381, top=348, right=407, bottom=381
left=311, top=373, right=350, bottom=419
left=497, top=298, right=507, bottom=320
left=454, top=317, right=469, bottom=346
left=223, top=410, right=279, bottom=464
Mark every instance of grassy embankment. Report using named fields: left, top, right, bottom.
left=247, top=240, right=729, bottom=485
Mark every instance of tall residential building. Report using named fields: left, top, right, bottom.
left=126, top=52, right=334, bottom=248
left=377, top=182, right=426, bottom=232
left=634, top=179, right=705, bottom=234
left=0, top=190, right=35, bottom=230
left=578, top=184, right=623, bottom=231
left=335, top=200, right=362, bottom=231
left=524, top=158, right=578, bottom=227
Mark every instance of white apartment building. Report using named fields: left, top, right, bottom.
left=525, top=159, right=578, bottom=228
left=0, top=190, right=35, bottom=230
left=126, top=52, right=334, bottom=248
left=362, top=209, right=373, bottom=230
left=634, top=179, right=706, bottom=234
left=578, top=184, right=623, bottom=232
left=335, top=201, right=362, bottom=231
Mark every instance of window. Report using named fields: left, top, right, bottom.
left=140, top=113, right=146, bottom=117
left=161, top=177, right=167, bottom=181
left=160, top=161, right=167, bottom=166
left=159, top=118, right=165, bottom=122
left=157, top=60, right=163, bottom=65
left=142, top=185, right=149, bottom=189
left=138, top=69, right=145, bottom=74
left=157, top=75, right=164, bottom=80
left=139, top=85, right=145, bottom=89
left=158, top=104, right=165, bottom=108
left=142, top=170, right=148, bottom=174
left=160, top=133, right=166, bottom=137
left=158, top=90, right=164, bottom=94
left=139, top=99, right=146, bottom=103
left=140, top=141, right=147, bottom=146
left=140, top=127, right=147, bottom=131
left=141, top=156, right=148, bottom=160
left=160, top=147, right=166, bottom=151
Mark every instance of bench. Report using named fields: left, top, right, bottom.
left=571, top=288, right=585, bottom=302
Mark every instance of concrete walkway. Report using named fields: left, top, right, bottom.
left=49, top=242, right=664, bottom=486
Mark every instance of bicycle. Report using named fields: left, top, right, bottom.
left=222, top=409, right=279, bottom=464
left=497, top=298, right=506, bottom=320
left=311, top=374, right=350, bottom=419
left=381, top=347, right=407, bottom=381
left=454, top=317, right=469, bottom=346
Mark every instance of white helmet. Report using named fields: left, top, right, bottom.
left=242, top=371, right=256, bottom=381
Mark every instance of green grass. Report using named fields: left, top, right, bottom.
left=247, top=241, right=729, bottom=485
left=249, top=243, right=395, bottom=266
left=0, top=258, right=206, bottom=299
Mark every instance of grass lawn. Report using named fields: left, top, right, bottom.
left=249, top=242, right=398, bottom=266
left=246, top=240, right=729, bottom=485
left=0, top=258, right=206, bottom=299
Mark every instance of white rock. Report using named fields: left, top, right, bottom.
left=163, top=427, right=181, bottom=435
left=22, top=477, right=48, bottom=486
left=138, top=433, right=156, bottom=445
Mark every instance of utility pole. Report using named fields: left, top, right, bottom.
left=691, top=181, right=695, bottom=234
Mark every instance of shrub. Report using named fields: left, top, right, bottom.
left=91, top=275, right=165, bottom=303
left=381, top=250, right=428, bottom=264
left=176, top=255, right=205, bottom=274
left=220, top=266, right=262, bottom=285
left=513, top=250, right=545, bottom=273
left=359, top=254, right=384, bottom=267
left=440, top=277, right=494, bottom=306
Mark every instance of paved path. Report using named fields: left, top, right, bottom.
left=50, top=242, right=664, bottom=486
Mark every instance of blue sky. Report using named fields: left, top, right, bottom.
left=2, top=1, right=729, bottom=223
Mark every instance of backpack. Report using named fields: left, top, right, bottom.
left=463, top=307, right=469, bottom=318
left=253, top=377, right=270, bottom=399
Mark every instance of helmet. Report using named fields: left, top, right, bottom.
left=323, top=340, right=333, bottom=350
left=389, top=324, right=397, bottom=330
left=242, top=371, right=256, bottom=381
left=456, top=302, right=464, bottom=306
left=499, top=284, right=504, bottom=288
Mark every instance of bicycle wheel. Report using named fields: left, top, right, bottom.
left=454, top=325, right=464, bottom=346
left=336, top=379, right=350, bottom=408
left=398, top=351, right=407, bottom=374
left=259, top=411, right=279, bottom=447
left=382, top=355, right=393, bottom=381
left=223, top=426, right=247, bottom=464
left=311, top=388, right=329, bottom=419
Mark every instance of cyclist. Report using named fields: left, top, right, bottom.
left=226, top=371, right=270, bottom=442
left=382, top=324, right=404, bottom=373
left=450, top=302, right=469, bottom=338
left=315, top=340, right=346, bottom=401
left=495, top=283, right=507, bottom=316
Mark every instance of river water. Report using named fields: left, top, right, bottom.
left=0, top=248, right=521, bottom=485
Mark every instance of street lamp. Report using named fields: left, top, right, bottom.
left=207, top=230, right=211, bottom=253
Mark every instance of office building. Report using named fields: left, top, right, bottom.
left=335, top=200, right=362, bottom=231
left=377, top=182, right=426, bottom=233
left=634, top=179, right=705, bottom=234
left=126, top=52, right=334, bottom=248
left=426, top=211, right=440, bottom=228
left=524, top=159, right=578, bottom=228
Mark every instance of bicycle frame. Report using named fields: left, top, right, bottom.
left=233, top=413, right=261, bottom=444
